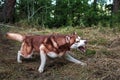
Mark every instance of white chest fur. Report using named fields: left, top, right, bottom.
left=47, top=52, right=64, bottom=58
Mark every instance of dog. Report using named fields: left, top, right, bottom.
left=6, top=32, right=87, bottom=73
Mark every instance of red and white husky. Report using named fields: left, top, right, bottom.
left=6, top=32, right=87, bottom=73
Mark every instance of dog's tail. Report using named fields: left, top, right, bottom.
left=6, top=32, right=25, bottom=42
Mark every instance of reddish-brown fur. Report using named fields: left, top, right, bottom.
left=6, top=32, right=78, bottom=57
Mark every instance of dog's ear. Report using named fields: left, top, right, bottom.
left=72, top=32, right=77, bottom=35
left=72, top=32, right=78, bottom=39
left=65, top=36, right=70, bottom=43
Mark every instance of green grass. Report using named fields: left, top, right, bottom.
left=1, top=25, right=120, bottom=80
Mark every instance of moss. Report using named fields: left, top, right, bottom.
left=86, top=49, right=96, bottom=56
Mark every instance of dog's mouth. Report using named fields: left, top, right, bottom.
left=78, top=46, right=86, bottom=53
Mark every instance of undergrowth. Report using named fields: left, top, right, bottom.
left=0, top=24, right=120, bottom=80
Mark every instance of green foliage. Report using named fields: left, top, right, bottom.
left=0, top=25, right=11, bottom=34
left=4, top=0, right=119, bottom=28
left=85, top=49, right=96, bottom=56
left=111, top=11, right=120, bottom=27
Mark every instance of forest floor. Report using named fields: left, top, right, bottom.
left=0, top=26, right=120, bottom=80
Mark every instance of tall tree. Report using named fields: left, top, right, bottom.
left=93, top=0, right=97, bottom=11
left=54, top=0, right=68, bottom=27
left=113, top=0, right=120, bottom=13
left=2, top=0, right=16, bottom=23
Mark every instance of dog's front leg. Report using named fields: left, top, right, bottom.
left=65, top=52, right=87, bottom=66
left=17, top=51, right=22, bottom=63
left=38, top=50, right=46, bottom=73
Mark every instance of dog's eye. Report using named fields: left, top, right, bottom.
left=76, top=41, right=79, bottom=43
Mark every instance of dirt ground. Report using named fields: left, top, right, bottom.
left=0, top=27, right=120, bottom=80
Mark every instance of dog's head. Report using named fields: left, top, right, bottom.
left=67, top=32, right=87, bottom=53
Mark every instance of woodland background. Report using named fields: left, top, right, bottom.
left=0, top=0, right=120, bottom=28
left=0, top=0, right=120, bottom=80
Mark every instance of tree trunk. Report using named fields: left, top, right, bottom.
left=2, top=0, right=16, bottom=23
left=93, top=0, right=97, bottom=11
left=113, top=0, right=120, bottom=13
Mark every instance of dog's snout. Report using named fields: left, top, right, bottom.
left=84, top=40, right=87, bottom=44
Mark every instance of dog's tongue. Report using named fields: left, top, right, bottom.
left=78, top=46, right=86, bottom=52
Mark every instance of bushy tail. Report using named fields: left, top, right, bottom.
left=6, top=32, right=25, bottom=42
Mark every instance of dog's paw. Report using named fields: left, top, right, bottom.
left=17, top=60, right=22, bottom=63
left=76, top=61, right=87, bottom=66
left=38, top=68, right=44, bottom=73
left=81, top=62, right=87, bottom=66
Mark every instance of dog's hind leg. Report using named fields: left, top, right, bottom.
left=38, top=50, right=47, bottom=73
left=65, top=52, right=87, bottom=66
